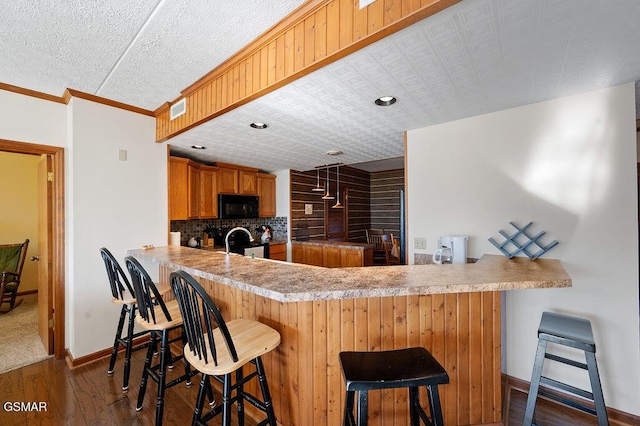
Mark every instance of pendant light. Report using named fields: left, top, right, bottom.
left=332, top=165, right=343, bottom=208
left=312, top=168, right=325, bottom=192
left=322, top=167, right=334, bottom=200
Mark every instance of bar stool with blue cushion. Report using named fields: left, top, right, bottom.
left=340, top=347, right=449, bottom=426
left=524, top=311, right=608, bottom=426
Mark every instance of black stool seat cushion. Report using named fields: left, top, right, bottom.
left=538, top=312, right=595, bottom=352
left=340, top=347, right=449, bottom=391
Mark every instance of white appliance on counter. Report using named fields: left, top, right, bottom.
left=434, top=235, right=468, bottom=264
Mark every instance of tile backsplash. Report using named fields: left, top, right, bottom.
left=170, top=217, right=288, bottom=246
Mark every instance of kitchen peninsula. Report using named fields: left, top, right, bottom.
left=130, top=246, right=571, bottom=425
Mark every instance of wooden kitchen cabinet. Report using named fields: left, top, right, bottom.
left=268, top=243, right=286, bottom=261
left=217, top=163, right=260, bottom=195
left=217, top=167, right=239, bottom=194
left=291, top=241, right=373, bottom=268
left=239, top=170, right=257, bottom=194
left=199, top=165, right=218, bottom=218
left=257, top=173, right=276, bottom=217
left=169, top=156, right=202, bottom=220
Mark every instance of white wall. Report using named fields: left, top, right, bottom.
left=274, top=169, right=292, bottom=260
left=0, top=90, right=67, bottom=145
left=406, top=83, right=640, bottom=414
left=66, top=98, right=167, bottom=357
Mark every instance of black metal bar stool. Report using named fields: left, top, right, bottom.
left=339, top=347, right=449, bottom=426
left=524, top=311, right=608, bottom=426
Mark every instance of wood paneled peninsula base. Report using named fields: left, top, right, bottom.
left=130, top=246, right=571, bottom=426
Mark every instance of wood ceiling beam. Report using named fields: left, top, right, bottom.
left=155, top=0, right=462, bottom=143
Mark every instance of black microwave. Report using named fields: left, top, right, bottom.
left=219, top=194, right=259, bottom=219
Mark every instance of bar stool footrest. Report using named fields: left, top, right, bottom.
left=538, top=387, right=597, bottom=416
left=545, top=353, right=588, bottom=370
left=540, top=376, right=593, bottom=400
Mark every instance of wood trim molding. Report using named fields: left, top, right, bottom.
left=155, top=0, right=463, bottom=142
left=0, top=138, right=66, bottom=360
left=505, top=374, right=640, bottom=425
left=0, top=82, right=153, bottom=117
left=63, top=89, right=154, bottom=116
left=65, top=336, right=149, bottom=369
left=16, top=289, right=38, bottom=296
left=0, top=82, right=65, bottom=104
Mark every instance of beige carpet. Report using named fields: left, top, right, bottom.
left=0, top=294, right=52, bottom=374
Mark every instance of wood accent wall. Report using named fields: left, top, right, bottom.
left=155, top=0, right=462, bottom=142
left=290, top=166, right=369, bottom=242
left=370, top=168, right=404, bottom=239
left=159, top=265, right=502, bottom=425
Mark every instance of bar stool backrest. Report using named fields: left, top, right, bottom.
left=170, top=270, right=238, bottom=366
left=100, top=247, right=134, bottom=301
left=124, top=256, right=172, bottom=324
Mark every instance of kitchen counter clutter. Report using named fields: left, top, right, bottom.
left=129, top=245, right=570, bottom=426
left=129, top=246, right=570, bottom=302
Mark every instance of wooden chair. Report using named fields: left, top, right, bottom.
left=381, top=234, right=400, bottom=266
left=170, top=269, right=281, bottom=426
left=100, top=247, right=160, bottom=392
left=0, top=239, right=29, bottom=313
left=125, top=256, right=198, bottom=426
left=366, top=229, right=386, bottom=265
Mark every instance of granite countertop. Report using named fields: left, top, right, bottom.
left=291, top=240, right=374, bottom=250
left=129, top=246, right=571, bottom=302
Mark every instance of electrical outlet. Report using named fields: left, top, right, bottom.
left=414, top=237, right=427, bottom=250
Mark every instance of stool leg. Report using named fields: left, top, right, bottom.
left=122, top=304, right=136, bottom=392
left=107, top=305, right=127, bottom=376
left=155, top=329, right=170, bottom=426
left=585, top=352, right=608, bottom=426
left=426, top=384, right=445, bottom=426
left=236, top=367, right=245, bottom=426
left=409, top=386, right=419, bottom=426
left=222, top=373, right=232, bottom=426
left=344, top=391, right=355, bottom=426
left=192, top=373, right=208, bottom=426
left=255, top=356, right=277, bottom=425
left=524, top=338, right=548, bottom=425
left=137, top=332, right=157, bottom=411
left=356, top=390, right=368, bottom=426
left=181, top=329, right=193, bottom=388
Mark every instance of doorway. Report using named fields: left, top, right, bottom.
left=0, top=139, right=65, bottom=359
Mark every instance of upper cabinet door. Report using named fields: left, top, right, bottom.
left=218, top=167, right=239, bottom=194
left=257, top=173, right=276, bottom=217
left=187, top=163, right=200, bottom=218
left=168, top=157, right=190, bottom=220
left=199, top=165, right=218, bottom=218
left=239, top=170, right=258, bottom=195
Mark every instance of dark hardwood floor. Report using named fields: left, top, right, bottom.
left=0, top=349, right=621, bottom=425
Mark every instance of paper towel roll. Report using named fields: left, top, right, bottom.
left=169, top=232, right=181, bottom=246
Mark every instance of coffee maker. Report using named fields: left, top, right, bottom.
left=433, top=235, right=468, bottom=264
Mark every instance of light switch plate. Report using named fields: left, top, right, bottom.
left=305, top=204, right=313, bottom=215
left=414, top=237, right=427, bottom=250
left=118, top=149, right=127, bottom=161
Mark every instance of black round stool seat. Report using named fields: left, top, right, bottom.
left=340, top=347, right=449, bottom=426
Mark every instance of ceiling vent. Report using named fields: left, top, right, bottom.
left=170, top=98, right=186, bottom=121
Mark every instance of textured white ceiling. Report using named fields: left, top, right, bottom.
left=0, top=0, right=306, bottom=109
left=170, top=0, right=640, bottom=172
left=2, top=0, right=640, bottom=174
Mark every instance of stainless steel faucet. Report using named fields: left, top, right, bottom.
left=224, top=227, right=254, bottom=254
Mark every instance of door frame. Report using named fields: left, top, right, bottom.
left=0, top=138, right=65, bottom=359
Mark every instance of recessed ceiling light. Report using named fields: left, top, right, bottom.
left=326, top=150, right=343, bottom=156
left=374, top=96, right=397, bottom=106
left=191, top=145, right=206, bottom=149
left=250, top=122, right=268, bottom=129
